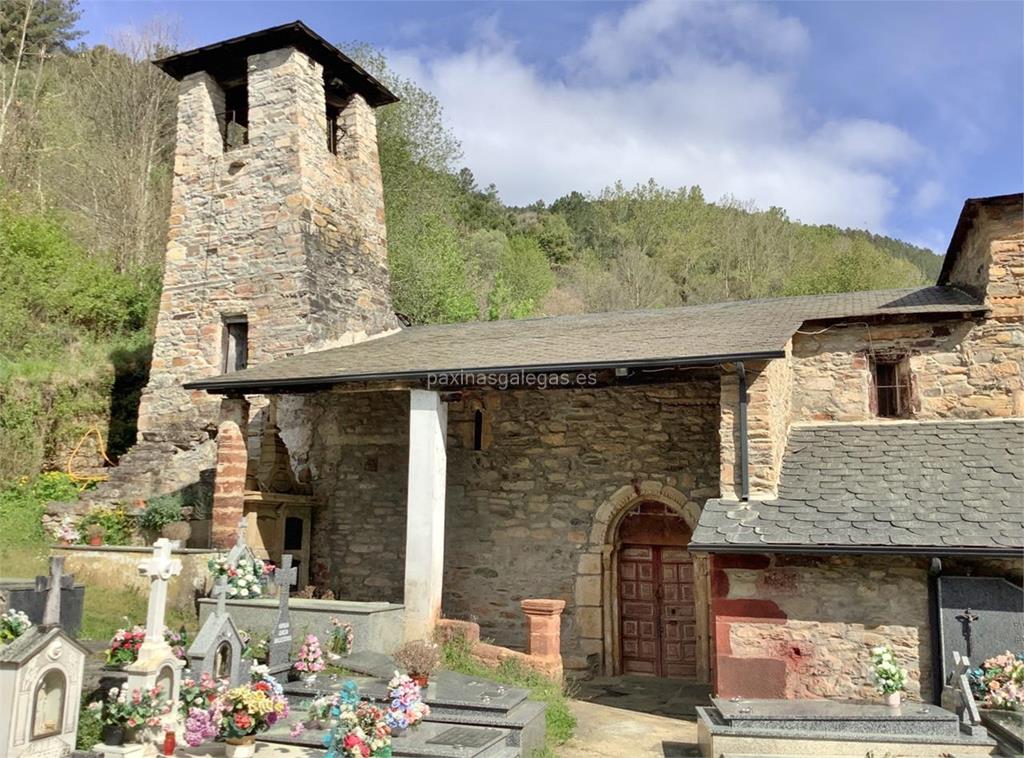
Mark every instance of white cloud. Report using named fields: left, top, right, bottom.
left=386, top=0, right=922, bottom=230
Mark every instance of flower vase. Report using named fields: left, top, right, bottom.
left=100, top=724, right=124, bottom=746
left=392, top=725, right=409, bottom=738
left=88, top=535, right=103, bottom=546
left=412, top=673, right=429, bottom=688
left=885, top=691, right=901, bottom=707
left=304, top=673, right=318, bottom=685
left=225, top=736, right=258, bottom=758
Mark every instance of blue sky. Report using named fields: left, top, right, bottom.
left=79, top=1, right=1023, bottom=252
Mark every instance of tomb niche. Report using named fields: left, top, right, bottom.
left=188, top=578, right=249, bottom=687
left=0, top=557, right=87, bottom=758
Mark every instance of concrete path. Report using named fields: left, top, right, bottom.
left=556, top=700, right=701, bottom=758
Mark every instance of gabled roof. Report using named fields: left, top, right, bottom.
left=186, top=285, right=984, bottom=394
left=188, top=612, right=241, bottom=656
left=937, top=193, right=1024, bottom=286
left=0, top=626, right=89, bottom=666
left=153, top=21, right=398, bottom=108
left=690, top=419, right=1024, bottom=556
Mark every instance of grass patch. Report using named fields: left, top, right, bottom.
left=79, top=584, right=197, bottom=642
left=441, top=635, right=576, bottom=754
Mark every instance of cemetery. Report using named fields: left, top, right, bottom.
left=0, top=17, right=1020, bottom=758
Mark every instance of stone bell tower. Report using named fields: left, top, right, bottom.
left=138, top=22, right=399, bottom=444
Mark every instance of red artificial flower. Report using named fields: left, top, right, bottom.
left=233, top=711, right=253, bottom=731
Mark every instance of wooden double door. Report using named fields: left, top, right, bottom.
left=618, top=544, right=698, bottom=678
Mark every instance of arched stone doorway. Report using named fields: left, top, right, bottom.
left=575, top=482, right=710, bottom=682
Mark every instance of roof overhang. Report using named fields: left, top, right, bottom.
left=185, top=349, right=785, bottom=395
left=152, top=21, right=398, bottom=107
left=687, top=543, right=1023, bottom=558
left=937, top=193, right=1024, bottom=286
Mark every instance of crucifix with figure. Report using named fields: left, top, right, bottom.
left=956, top=608, right=980, bottom=658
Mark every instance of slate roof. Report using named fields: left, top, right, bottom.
left=690, top=419, right=1024, bottom=556
left=187, top=285, right=983, bottom=393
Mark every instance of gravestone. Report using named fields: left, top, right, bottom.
left=937, top=575, right=1024, bottom=685
left=267, top=554, right=297, bottom=676
left=225, top=517, right=249, bottom=568
left=124, top=539, right=184, bottom=737
left=187, top=578, right=249, bottom=686
left=0, top=556, right=88, bottom=758
left=0, top=572, right=84, bottom=636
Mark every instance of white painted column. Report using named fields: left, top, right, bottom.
left=404, top=389, right=448, bottom=641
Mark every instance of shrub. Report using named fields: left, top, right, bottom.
left=394, top=639, right=441, bottom=677
left=138, top=492, right=183, bottom=532
left=79, top=504, right=134, bottom=545
left=76, top=695, right=103, bottom=750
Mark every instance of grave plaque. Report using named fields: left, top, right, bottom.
left=937, top=576, right=1024, bottom=685
left=427, top=726, right=504, bottom=749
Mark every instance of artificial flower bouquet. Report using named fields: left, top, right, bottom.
left=385, top=673, right=430, bottom=733
left=328, top=617, right=354, bottom=659
left=970, top=651, right=1024, bottom=711
left=0, top=608, right=32, bottom=644
left=183, top=667, right=289, bottom=748
left=105, top=624, right=188, bottom=667
left=208, top=553, right=274, bottom=599
left=179, top=672, right=227, bottom=718
left=870, top=645, right=908, bottom=694
left=324, top=681, right=392, bottom=758
left=294, top=634, right=326, bottom=678
left=89, top=685, right=173, bottom=740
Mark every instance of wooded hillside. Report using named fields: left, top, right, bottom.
left=0, top=1, right=942, bottom=480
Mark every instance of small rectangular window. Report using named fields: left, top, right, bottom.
left=222, top=80, right=249, bottom=152
left=326, top=104, right=341, bottom=155
left=223, top=317, right=248, bottom=373
left=871, top=355, right=911, bottom=418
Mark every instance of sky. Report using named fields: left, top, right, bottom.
left=78, top=0, right=1023, bottom=252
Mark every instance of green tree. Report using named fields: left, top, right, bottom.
left=487, top=236, right=555, bottom=320
left=1, top=0, right=81, bottom=58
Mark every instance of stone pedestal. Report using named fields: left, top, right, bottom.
left=521, top=599, right=565, bottom=658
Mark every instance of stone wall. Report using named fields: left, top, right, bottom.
left=711, top=554, right=933, bottom=701
left=790, top=317, right=1024, bottom=422
left=305, top=380, right=721, bottom=668
left=945, top=197, right=1024, bottom=318
left=111, top=45, right=397, bottom=511
left=719, top=348, right=793, bottom=499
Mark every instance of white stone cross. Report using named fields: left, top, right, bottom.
left=212, top=576, right=230, bottom=616
left=137, top=538, right=183, bottom=644
left=225, top=517, right=249, bottom=567
left=38, top=556, right=65, bottom=627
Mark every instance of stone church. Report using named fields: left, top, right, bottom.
left=93, top=22, right=1022, bottom=700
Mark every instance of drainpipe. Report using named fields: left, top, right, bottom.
left=929, top=557, right=943, bottom=704
left=737, top=361, right=750, bottom=501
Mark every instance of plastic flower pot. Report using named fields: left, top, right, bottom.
left=101, top=724, right=125, bottom=746
left=88, top=535, right=103, bottom=546
left=225, top=735, right=258, bottom=758
left=411, top=673, right=429, bottom=688
left=885, top=691, right=901, bottom=707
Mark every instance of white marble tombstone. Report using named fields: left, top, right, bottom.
left=123, top=539, right=184, bottom=740
left=0, top=556, right=88, bottom=758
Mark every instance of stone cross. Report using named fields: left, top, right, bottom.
left=35, top=556, right=66, bottom=628
left=137, top=538, right=183, bottom=644
left=274, top=554, right=297, bottom=621
left=212, top=576, right=229, bottom=617
left=267, top=554, right=297, bottom=673
left=225, top=517, right=249, bottom=567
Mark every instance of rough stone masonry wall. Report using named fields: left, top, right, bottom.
left=790, top=317, right=1023, bottom=421
left=139, top=47, right=396, bottom=444
left=104, top=45, right=396, bottom=505
left=711, top=554, right=933, bottom=701
left=306, top=381, right=720, bottom=669
left=719, top=348, right=793, bottom=499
